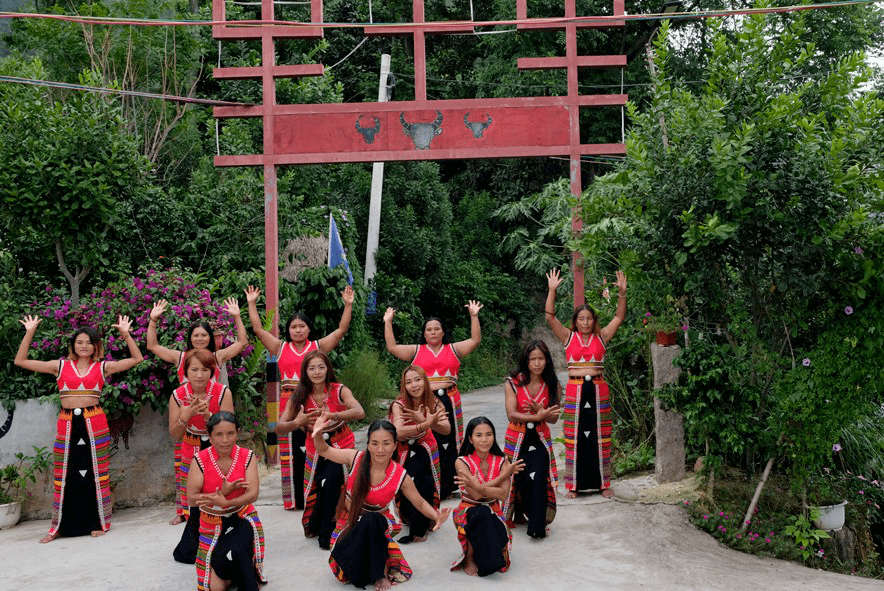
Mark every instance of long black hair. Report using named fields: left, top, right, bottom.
left=283, top=312, right=314, bottom=343
left=458, top=416, right=504, bottom=458
left=289, top=350, right=338, bottom=416
left=418, top=316, right=451, bottom=345
left=186, top=320, right=217, bottom=352
left=511, top=340, right=559, bottom=407
left=346, top=420, right=398, bottom=531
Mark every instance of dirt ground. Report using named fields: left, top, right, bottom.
left=3, top=383, right=883, bottom=590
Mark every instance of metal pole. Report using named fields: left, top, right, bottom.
left=364, top=53, right=391, bottom=285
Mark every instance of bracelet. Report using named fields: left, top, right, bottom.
left=545, top=311, right=555, bottom=316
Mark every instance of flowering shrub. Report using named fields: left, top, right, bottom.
left=24, top=268, right=252, bottom=418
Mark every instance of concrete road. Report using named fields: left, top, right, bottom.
left=3, top=382, right=882, bottom=590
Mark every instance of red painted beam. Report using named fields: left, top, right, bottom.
left=213, top=64, right=325, bottom=80
left=518, top=55, right=627, bottom=70
left=213, top=95, right=627, bottom=119
left=214, top=143, right=625, bottom=167
left=212, top=25, right=324, bottom=40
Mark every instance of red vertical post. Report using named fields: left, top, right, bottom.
left=413, top=0, right=427, bottom=101
left=262, top=0, right=280, bottom=464
left=565, top=2, right=585, bottom=307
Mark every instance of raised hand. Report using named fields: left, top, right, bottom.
left=222, top=297, right=240, bottom=316
left=546, top=268, right=563, bottom=291
left=454, top=470, right=480, bottom=491
left=150, top=299, right=168, bottom=321
left=465, top=300, right=483, bottom=317
left=426, top=406, right=447, bottom=428
left=113, top=315, right=133, bottom=336
left=383, top=307, right=396, bottom=323
left=615, top=270, right=627, bottom=294
left=195, top=488, right=227, bottom=508
left=311, top=411, right=331, bottom=439
left=543, top=404, right=562, bottom=422
left=244, top=285, right=261, bottom=304
left=341, top=285, right=355, bottom=306
left=402, top=405, right=427, bottom=425
left=19, top=315, right=42, bottom=332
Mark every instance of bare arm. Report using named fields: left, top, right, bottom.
left=504, top=380, right=538, bottom=424
left=318, top=285, right=354, bottom=352
left=13, top=316, right=57, bottom=374
left=400, top=474, right=451, bottom=528
left=146, top=300, right=182, bottom=364
left=215, top=298, right=248, bottom=364
left=383, top=307, right=418, bottom=362
left=452, top=300, right=482, bottom=357
left=219, top=387, right=235, bottom=414
left=244, top=286, right=283, bottom=354
left=599, top=270, right=627, bottom=343
left=105, top=316, right=144, bottom=375
left=333, top=386, right=365, bottom=423
left=545, top=269, right=571, bottom=344
left=311, top=413, right=358, bottom=466
left=185, top=457, right=204, bottom=504
left=275, top=400, right=318, bottom=436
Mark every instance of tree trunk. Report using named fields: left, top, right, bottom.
left=55, top=240, right=91, bottom=309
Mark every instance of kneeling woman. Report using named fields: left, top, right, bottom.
left=388, top=365, right=450, bottom=544
left=187, top=412, right=266, bottom=591
left=314, top=417, right=450, bottom=590
left=451, top=417, right=523, bottom=577
left=171, top=349, right=235, bottom=563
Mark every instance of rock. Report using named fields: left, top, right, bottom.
left=652, top=343, right=685, bottom=484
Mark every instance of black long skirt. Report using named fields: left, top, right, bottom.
left=290, top=429, right=307, bottom=509
left=576, top=381, right=601, bottom=490
left=330, top=512, right=389, bottom=589
left=433, top=391, right=457, bottom=499
left=209, top=514, right=259, bottom=591
left=464, top=506, right=509, bottom=576
left=307, top=457, right=345, bottom=549
left=399, top=444, right=434, bottom=539
left=58, top=413, right=102, bottom=537
left=173, top=437, right=211, bottom=564
left=512, top=427, right=550, bottom=538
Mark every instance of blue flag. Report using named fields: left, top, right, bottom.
left=328, top=214, right=354, bottom=285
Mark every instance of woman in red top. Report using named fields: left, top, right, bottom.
left=388, top=365, right=450, bottom=544
left=545, top=268, right=626, bottom=498
left=245, top=284, right=354, bottom=511
left=314, top=417, right=450, bottom=591
left=383, top=301, right=482, bottom=499
left=14, top=314, right=143, bottom=543
left=187, top=411, right=266, bottom=591
left=170, top=349, right=235, bottom=562
left=451, top=417, right=523, bottom=577
left=503, top=340, right=561, bottom=539
left=275, top=350, right=364, bottom=548
left=146, top=297, right=248, bottom=391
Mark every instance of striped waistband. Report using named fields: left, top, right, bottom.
left=432, top=384, right=458, bottom=395
left=60, top=390, right=100, bottom=398
left=200, top=504, right=251, bottom=519
left=568, top=375, right=605, bottom=383
left=59, top=405, right=104, bottom=419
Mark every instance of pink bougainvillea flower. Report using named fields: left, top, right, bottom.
left=765, top=538, right=771, bottom=543
left=844, top=306, right=853, bottom=315
left=857, top=475, right=866, bottom=480
left=858, top=490, right=864, bottom=495
left=736, top=534, right=742, bottom=539
left=702, top=514, right=709, bottom=520
left=802, top=358, right=811, bottom=367
left=832, top=443, right=842, bottom=452
left=682, top=325, right=688, bottom=331
left=854, top=247, right=863, bottom=254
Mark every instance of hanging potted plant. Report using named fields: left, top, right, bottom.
left=0, top=446, right=51, bottom=529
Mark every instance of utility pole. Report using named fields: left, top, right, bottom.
left=364, top=54, right=392, bottom=286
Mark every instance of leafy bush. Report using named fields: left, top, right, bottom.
left=338, top=349, right=397, bottom=425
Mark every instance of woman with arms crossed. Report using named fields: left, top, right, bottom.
left=545, top=268, right=626, bottom=499
left=451, top=417, right=523, bottom=576
left=314, top=417, right=451, bottom=590
left=14, top=314, right=143, bottom=543
left=244, top=284, right=354, bottom=510
left=383, top=301, right=482, bottom=499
